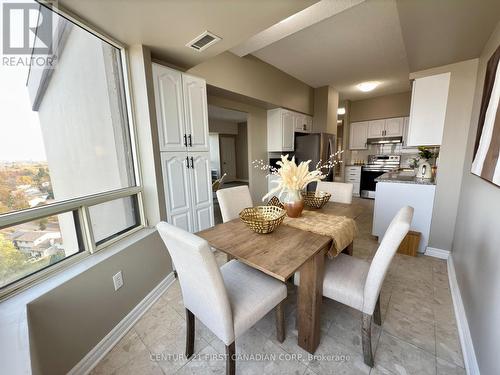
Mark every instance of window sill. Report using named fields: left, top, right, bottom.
left=0, top=227, right=157, bottom=375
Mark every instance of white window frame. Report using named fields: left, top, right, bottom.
left=0, top=3, right=146, bottom=300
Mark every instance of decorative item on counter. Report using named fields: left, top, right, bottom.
left=409, top=157, right=420, bottom=174
left=253, top=152, right=342, bottom=218
left=416, top=147, right=439, bottom=179
left=239, top=206, right=285, bottom=234
left=301, top=191, right=331, bottom=209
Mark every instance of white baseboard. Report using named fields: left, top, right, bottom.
left=69, top=272, right=176, bottom=375
left=447, top=256, right=480, bottom=375
left=425, top=247, right=450, bottom=259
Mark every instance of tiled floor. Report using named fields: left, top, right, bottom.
left=91, top=198, right=465, bottom=375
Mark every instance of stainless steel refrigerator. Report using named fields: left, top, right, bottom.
left=294, top=133, right=336, bottom=191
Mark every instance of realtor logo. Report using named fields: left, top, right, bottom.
left=2, top=1, right=53, bottom=55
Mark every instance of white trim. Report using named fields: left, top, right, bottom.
left=425, top=246, right=450, bottom=259
left=447, top=256, right=480, bottom=375
left=68, top=272, right=176, bottom=375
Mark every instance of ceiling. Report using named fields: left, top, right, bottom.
left=58, top=0, right=500, bottom=101
left=252, top=0, right=410, bottom=100
left=208, top=105, right=247, bottom=122
left=58, top=0, right=317, bottom=68
left=245, top=0, right=500, bottom=100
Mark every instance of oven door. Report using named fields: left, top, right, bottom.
left=360, top=168, right=386, bottom=199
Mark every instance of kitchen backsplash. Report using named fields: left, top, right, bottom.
left=349, top=143, right=435, bottom=168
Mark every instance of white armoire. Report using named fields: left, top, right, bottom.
left=152, top=63, right=214, bottom=232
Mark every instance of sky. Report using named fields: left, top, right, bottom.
left=0, top=0, right=47, bottom=162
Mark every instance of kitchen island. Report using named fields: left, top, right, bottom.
left=372, top=171, right=435, bottom=253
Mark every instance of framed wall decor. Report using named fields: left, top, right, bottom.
left=471, top=44, right=500, bottom=186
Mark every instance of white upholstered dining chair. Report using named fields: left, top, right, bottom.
left=216, top=185, right=253, bottom=222
left=295, top=206, right=413, bottom=367
left=316, top=181, right=354, bottom=204
left=156, top=222, right=287, bottom=375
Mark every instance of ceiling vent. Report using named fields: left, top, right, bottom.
left=186, top=31, right=221, bottom=52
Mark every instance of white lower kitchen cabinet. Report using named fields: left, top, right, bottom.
left=161, top=152, right=214, bottom=233
left=344, top=166, right=361, bottom=196
left=372, top=181, right=435, bottom=253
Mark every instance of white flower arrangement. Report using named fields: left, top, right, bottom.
left=253, top=152, right=343, bottom=201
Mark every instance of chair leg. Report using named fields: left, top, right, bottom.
left=362, top=313, right=374, bottom=367
left=185, top=309, right=195, bottom=358
left=373, top=295, right=382, bottom=326
left=226, top=342, right=235, bottom=375
left=276, top=301, right=285, bottom=343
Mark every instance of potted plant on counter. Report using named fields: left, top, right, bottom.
left=416, top=147, right=439, bottom=179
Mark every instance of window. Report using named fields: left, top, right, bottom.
left=0, top=2, right=143, bottom=296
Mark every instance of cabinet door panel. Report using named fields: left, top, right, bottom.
left=153, top=64, right=186, bottom=151
left=183, top=74, right=209, bottom=152
left=385, top=117, right=404, bottom=136
left=282, top=111, right=295, bottom=151
left=368, top=119, right=385, bottom=137
left=189, top=152, right=214, bottom=231
left=305, top=116, right=313, bottom=132
left=407, top=73, right=450, bottom=146
left=161, top=152, right=193, bottom=232
left=349, top=122, right=368, bottom=150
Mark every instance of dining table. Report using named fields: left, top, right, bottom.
left=197, top=201, right=363, bottom=354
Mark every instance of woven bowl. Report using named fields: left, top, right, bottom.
left=239, top=206, right=286, bottom=234
left=301, top=191, right=331, bottom=209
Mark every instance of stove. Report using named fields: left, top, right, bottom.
left=361, top=155, right=400, bottom=198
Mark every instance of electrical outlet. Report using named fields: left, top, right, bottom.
left=113, top=271, right=123, bottom=291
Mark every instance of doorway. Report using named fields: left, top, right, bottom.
left=219, top=135, right=237, bottom=181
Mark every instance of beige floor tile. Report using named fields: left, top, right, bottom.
left=175, top=345, right=226, bottom=375
left=436, top=322, right=464, bottom=368
left=134, top=303, right=186, bottom=348
left=306, top=334, right=371, bottom=375
left=110, top=349, right=164, bottom=375
left=436, top=358, right=466, bottom=375
left=383, top=306, right=436, bottom=355
left=374, top=332, right=436, bottom=375
left=90, top=329, right=149, bottom=375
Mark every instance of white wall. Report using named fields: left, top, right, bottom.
left=410, top=59, right=479, bottom=252
left=452, top=21, right=500, bottom=375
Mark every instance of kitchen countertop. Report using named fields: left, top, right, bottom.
left=375, top=171, right=436, bottom=185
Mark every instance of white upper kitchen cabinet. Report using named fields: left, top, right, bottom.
left=367, top=119, right=385, bottom=138
left=384, top=117, right=404, bottom=136
left=267, top=108, right=295, bottom=152
left=183, top=74, right=209, bottom=152
left=152, top=64, right=186, bottom=152
left=349, top=121, right=368, bottom=150
left=407, top=72, right=450, bottom=146
left=294, top=113, right=313, bottom=133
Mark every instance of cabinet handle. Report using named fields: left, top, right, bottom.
left=183, top=134, right=187, bottom=147
left=188, top=134, right=192, bottom=147
left=303, top=124, right=306, bottom=130
left=190, top=156, right=194, bottom=169
left=186, top=156, right=190, bottom=168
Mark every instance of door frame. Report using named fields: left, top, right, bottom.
left=218, top=134, right=238, bottom=182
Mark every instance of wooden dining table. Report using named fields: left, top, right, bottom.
left=197, top=201, right=363, bottom=354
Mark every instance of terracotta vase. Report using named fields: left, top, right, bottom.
left=283, top=189, right=304, bottom=218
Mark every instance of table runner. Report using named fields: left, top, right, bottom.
left=283, top=210, right=358, bottom=257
